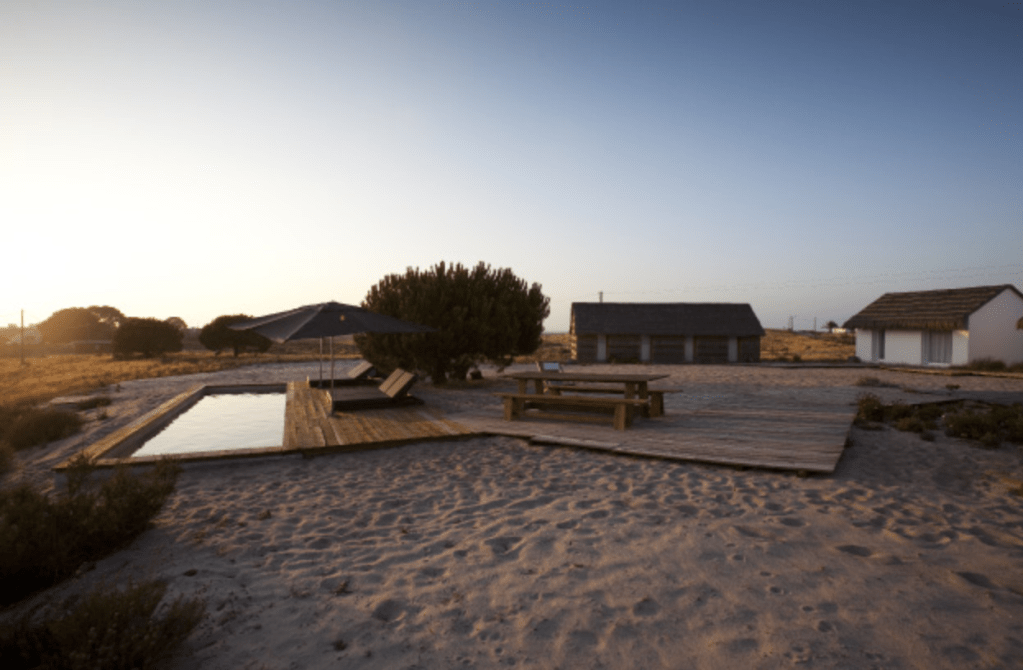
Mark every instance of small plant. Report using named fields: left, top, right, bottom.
left=856, top=393, right=886, bottom=424
left=966, top=358, right=1007, bottom=372
left=0, top=441, right=14, bottom=475
left=74, top=396, right=112, bottom=411
left=895, top=416, right=926, bottom=433
left=884, top=401, right=915, bottom=422
left=1, top=406, right=83, bottom=451
left=855, top=376, right=895, bottom=388
left=0, top=578, right=204, bottom=670
left=0, top=457, right=181, bottom=606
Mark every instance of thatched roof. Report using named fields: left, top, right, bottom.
left=571, top=303, right=765, bottom=337
left=842, top=285, right=1023, bottom=331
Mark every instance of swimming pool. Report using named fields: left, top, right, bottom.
left=132, top=392, right=286, bottom=457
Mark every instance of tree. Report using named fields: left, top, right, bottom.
left=38, top=308, right=107, bottom=344
left=87, top=305, right=126, bottom=331
left=164, top=316, right=187, bottom=331
left=113, top=318, right=184, bottom=357
left=355, top=261, right=550, bottom=384
left=824, top=320, right=839, bottom=331
left=199, top=315, right=272, bottom=357
left=37, top=306, right=126, bottom=344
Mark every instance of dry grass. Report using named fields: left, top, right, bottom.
left=760, top=329, right=855, bottom=362
left=0, top=342, right=339, bottom=408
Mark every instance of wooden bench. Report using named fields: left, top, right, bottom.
left=495, top=393, right=650, bottom=430
left=545, top=385, right=673, bottom=418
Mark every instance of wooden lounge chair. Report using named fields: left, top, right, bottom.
left=329, top=368, right=422, bottom=411
left=309, top=361, right=380, bottom=389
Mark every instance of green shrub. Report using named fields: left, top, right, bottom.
left=856, top=393, right=885, bottom=423
left=355, top=261, right=550, bottom=384
left=0, top=579, right=204, bottom=670
left=0, top=458, right=180, bottom=606
left=885, top=402, right=915, bottom=422
left=1, top=407, right=83, bottom=451
left=944, top=409, right=993, bottom=441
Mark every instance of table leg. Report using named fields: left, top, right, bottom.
left=517, top=380, right=527, bottom=394
left=533, top=379, right=544, bottom=395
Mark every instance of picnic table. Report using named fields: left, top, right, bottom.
left=500, top=371, right=671, bottom=425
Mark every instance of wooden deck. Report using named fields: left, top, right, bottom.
left=449, top=393, right=856, bottom=473
left=284, top=381, right=477, bottom=453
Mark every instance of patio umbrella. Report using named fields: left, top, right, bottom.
left=229, top=301, right=434, bottom=388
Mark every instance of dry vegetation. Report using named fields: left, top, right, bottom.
left=760, top=328, right=855, bottom=362
left=0, top=341, right=341, bottom=408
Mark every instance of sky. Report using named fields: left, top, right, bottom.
left=2, top=0, right=1020, bottom=333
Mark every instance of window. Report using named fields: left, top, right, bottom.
left=925, top=331, right=952, bottom=364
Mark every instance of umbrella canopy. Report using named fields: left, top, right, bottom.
left=229, top=301, right=434, bottom=342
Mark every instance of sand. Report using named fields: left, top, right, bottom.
left=3, top=362, right=1023, bottom=669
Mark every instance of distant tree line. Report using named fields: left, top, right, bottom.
left=31, top=306, right=271, bottom=358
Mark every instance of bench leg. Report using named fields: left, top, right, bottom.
left=650, top=392, right=664, bottom=417
left=504, top=397, right=524, bottom=421
left=614, top=404, right=633, bottom=430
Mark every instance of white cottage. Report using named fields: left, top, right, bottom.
left=843, top=285, right=1023, bottom=366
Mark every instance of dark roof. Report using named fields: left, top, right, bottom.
left=571, top=303, right=765, bottom=337
left=842, top=285, right=1023, bottom=331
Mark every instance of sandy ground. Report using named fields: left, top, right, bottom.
left=3, top=362, right=1023, bottom=669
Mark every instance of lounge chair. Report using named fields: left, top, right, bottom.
left=309, top=361, right=380, bottom=389
left=329, top=368, right=422, bottom=411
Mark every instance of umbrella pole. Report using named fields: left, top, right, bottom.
left=319, top=338, right=324, bottom=386
left=330, top=336, right=335, bottom=392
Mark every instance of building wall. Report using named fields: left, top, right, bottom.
left=968, top=288, right=1023, bottom=365
left=952, top=331, right=970, bottom=366
left=640, top=335, right=651, bottom=362
left=685, top=336, right=694, bottom=362
left=607, top=334, right=641, bottom=362
left=854, top=329, right=873, bottom=361
left=694, top=336, right=729, bottom=363
left=885, top=330, right=923, bottom=365
left=727, top=337, right=738, bottom=362
left=737, top=336, right=761, bottom=362
left=650, top=336, right=686, bottom=363
left=573, top=334, right=597, bottom=362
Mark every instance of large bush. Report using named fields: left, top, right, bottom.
left=355, top=261, right=550, bottom=384
left=198, top=315, right=272, bottom=357
left=112, top=318, right=183, bottom=358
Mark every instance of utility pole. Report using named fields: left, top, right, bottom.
left=599, top=291, right=603, bottom=303
left=20, top=309, right=26, bottom=366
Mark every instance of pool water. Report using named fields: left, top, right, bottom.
left=132, top=393, right=286, bottom=457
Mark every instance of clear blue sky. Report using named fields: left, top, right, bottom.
left=2, top=0, right=1019, bottom=333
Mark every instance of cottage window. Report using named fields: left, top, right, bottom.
left=924, top=331, right=952, bottom=364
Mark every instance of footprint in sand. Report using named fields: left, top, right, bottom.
left=836, top=544, right=873, bottom=557
left=956, top=572, right=996, bottom=588
left=632, top=598, right=660, bottom=616
left=485, top=536, right=522, bottom=556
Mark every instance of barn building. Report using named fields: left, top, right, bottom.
left=843, top=284, right=1023, bottom=366
left=570, top=302, right=765, bottom=364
